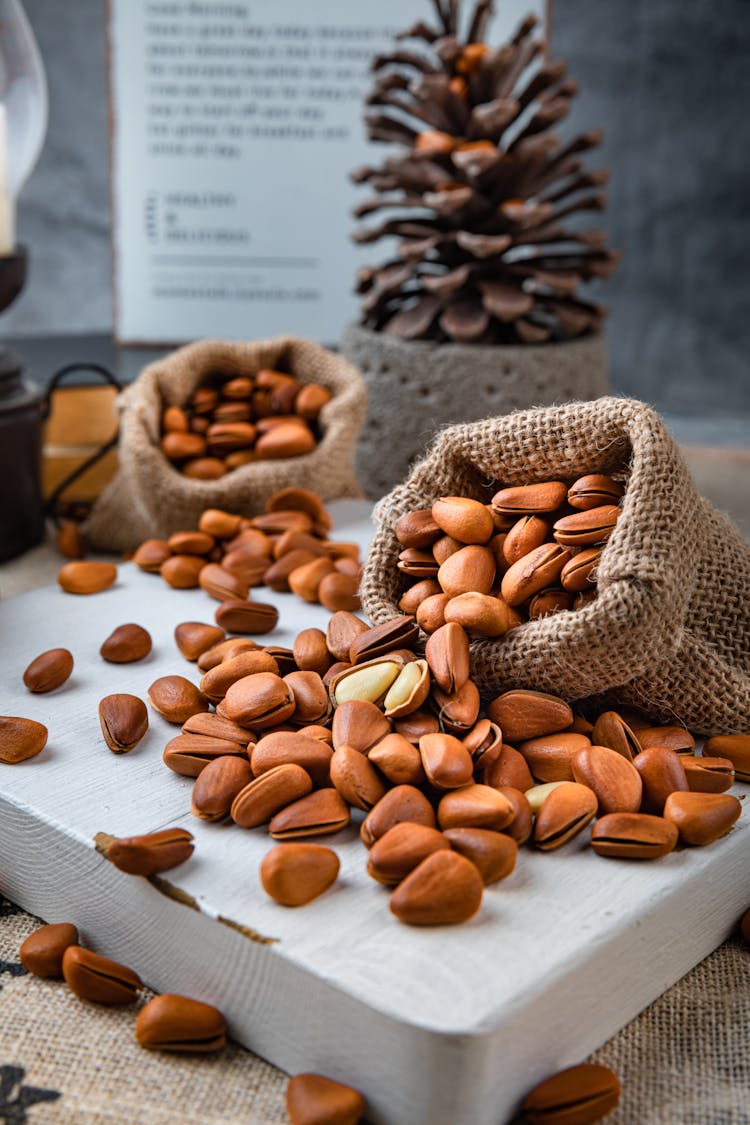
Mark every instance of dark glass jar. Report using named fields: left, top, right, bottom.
left=0, top=346, right=45, bottom=562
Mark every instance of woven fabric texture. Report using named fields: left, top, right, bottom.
left=0, top=898, right=747, bottom=1124
left=84, top=337, right=367, bottom=553
left=360, top=397, right=750, bottom=734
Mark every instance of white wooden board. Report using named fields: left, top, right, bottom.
left=0, top=500, right=748, bottom=1125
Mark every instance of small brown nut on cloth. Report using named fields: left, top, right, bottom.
left=135, top=994, right=227, bottom=1052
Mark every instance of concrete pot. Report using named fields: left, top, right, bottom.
left=341, top=324, right=608, bottom=499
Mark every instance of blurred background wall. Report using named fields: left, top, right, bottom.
left=6, top=0, right=750, bottom=417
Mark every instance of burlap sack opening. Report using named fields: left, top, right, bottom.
left=360, top=397, right=750, bottom=734
left=84, top=336, right=367, bottom=552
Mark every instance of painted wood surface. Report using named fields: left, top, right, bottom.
left=1, top=500, right=748, bottom=1125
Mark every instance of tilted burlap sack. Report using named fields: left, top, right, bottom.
left=361, top=397, right=750, bottom=735
left=84, top=337, right=366, bottom=552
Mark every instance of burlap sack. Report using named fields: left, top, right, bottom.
left=361, top=397, right=750, bottom=735
left=84, top=337, right=366, bottom=552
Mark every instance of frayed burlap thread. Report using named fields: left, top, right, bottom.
left=360, top=397, right=750, bottom=734
left=84, top=337, right=367, bottom=553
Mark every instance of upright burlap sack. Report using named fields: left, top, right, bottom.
left=361, top=397, right=750, bottom=735
left=84, top=337, right=366, bottom=552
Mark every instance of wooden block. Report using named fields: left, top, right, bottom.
left=43, top=384, right=119, bottom=500
left=0, top=501, right=748, bottom=1125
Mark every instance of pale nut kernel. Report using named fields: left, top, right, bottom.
left=524, top=780, right=569, bottom=814
left=383, top=660, right=430, bottom=719
left=261, top=843, right=340, bottom=906
left=332, top=660, right=402, bottom=707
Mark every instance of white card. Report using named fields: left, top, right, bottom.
left=108, top=0, right=546, bottom=345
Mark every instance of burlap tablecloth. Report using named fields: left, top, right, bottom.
left=1, top=894, right=748, bottom=1124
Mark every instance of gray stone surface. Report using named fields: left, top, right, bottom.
left=3, top=0, right=749, bottom=422
left=343, top=324, right=608, bottom=498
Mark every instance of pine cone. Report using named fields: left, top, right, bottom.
left=351, top=1, right=619, bottom=344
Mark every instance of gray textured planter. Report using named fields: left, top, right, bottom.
left=341, top=323, right=608, bottom=499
